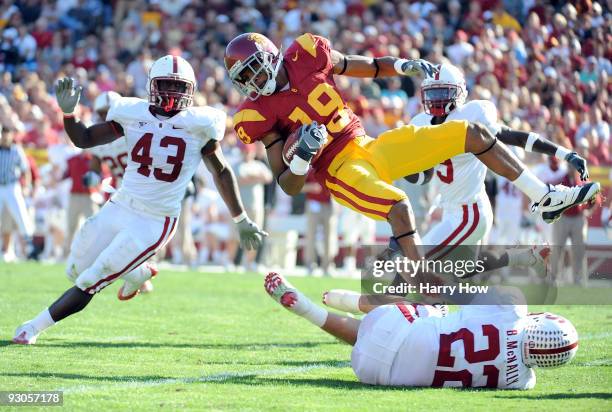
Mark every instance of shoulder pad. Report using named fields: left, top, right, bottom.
left=106, top=97, right=149, bottom=125
left=184, top=106, right=227, bottom=142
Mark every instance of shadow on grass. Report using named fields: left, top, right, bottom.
left=203, top=375, right=420, bottom=391
left=0, top=340, right=13, bottom=347
left=0, top=371, right=173, bottom=383
left=35, top=340, right=338, bottom=350
left=495, top=393, right=612, bottom=400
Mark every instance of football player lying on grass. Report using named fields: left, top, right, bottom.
left=264, top=272, right=578, bottom=389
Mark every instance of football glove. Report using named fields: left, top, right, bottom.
left=397, top=59, right=436, bottom=77
left=55, top=77, right=83, bottom=114
left=565, top=152, right=589, bottom=181
left=295, top=121, right=328, bottom=163
left=235, top=216, right=268, bottom=250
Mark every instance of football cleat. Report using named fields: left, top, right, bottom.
left=534, top=182, right=600, bottom=223
left=117, top=263, right=158, bottom=301
left=265, top=272, right=298, bottom=309
left=264, top=272, right=313, bottom=316
left=12, top=322, right=40, bottom=345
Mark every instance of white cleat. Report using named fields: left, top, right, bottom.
left=12, top=322, right=40, bottom=345
left=265, top=272, right=300, bottom=309
left=535, top=182, right=600, bottom=223
left=118, top=263, right=158, bottom=301
left=264, top=272, right=315, bottom=317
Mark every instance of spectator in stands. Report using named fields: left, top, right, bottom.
left=63, top=150, right=97, bottom=255
left=303, top=173, right=337, bottom=276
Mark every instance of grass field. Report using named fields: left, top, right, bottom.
left=1, top=262, right=611, bottom=411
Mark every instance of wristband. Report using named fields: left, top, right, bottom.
left=525, top=132, right=539, bottom=152
left=393, top=59, right=409, bottom=75
left=289, top=156, right=310, bottom=175
left=555, top=146, right=572, bottom=160
left=232, top=211, right=247, bottom=223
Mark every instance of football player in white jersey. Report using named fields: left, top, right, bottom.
left=265, top=272, right=578, bottom=389
left=13, top=55, right=267, bottom=345
left=86, top=90, right=156, bottom=296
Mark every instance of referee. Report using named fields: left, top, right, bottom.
left=0, top=125, right=33, bottom=259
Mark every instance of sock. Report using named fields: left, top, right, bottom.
left=30, top=308, right=55, bottom=332
left=295, top=293, right=328, bottom=327
left=512, top=170, right=549, bottom=202
left=323, top=289, right=362, bottom=313
left=507, top=248, right=535, bottom=267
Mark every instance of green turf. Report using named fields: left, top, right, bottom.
left=0, top=262, right=610, bottom=411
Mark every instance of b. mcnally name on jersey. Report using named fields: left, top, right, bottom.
left=371, top=282, right=489, bottom=296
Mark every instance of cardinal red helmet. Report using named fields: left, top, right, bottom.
left=224, top=33, right=283, bottom=101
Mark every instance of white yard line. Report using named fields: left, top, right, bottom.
left=59, top=362, right=351, bottom=394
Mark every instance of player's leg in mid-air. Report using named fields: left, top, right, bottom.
left=13, top=202, right=176, bottom=344
left=363, top=121, right=599, bottom=258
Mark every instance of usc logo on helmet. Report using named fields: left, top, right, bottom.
left=247, top=33, right=267, bottom=47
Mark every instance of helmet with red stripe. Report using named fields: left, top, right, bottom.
left=420, top=63, right=467, bottom=117
left=147, top=55, right=196, bottom=112
left=522, top=312, right=578, bottom=368
left=224, top=33, right=283, bottom=101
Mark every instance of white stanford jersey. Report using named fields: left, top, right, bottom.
left=353, top=303, right=535, bottom=389
left=89, top=137, right=129, bottom=180
left=106, top=97, right=226, bottom=217
left=411, top=100, right=500, bottom=208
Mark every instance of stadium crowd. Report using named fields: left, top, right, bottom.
left=0, top=0, right=609, bottom=281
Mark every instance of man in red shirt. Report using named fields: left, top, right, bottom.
left=303, top=172, right=337, bottom=275
left=63, top=151, right=98, bottom=255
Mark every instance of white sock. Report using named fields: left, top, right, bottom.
left=31, top=308, right=55, bottom=332
left=291, top=290, right=329, bottom=327
left=323, top=289, right=362, bottom=313
left=512, top=170, right=549, bottom=202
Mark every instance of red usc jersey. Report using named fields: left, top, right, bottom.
left=232, top=33, right=365, bottom=172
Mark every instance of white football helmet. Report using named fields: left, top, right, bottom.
left=522, top=312, right=579, bottom=368
left=146, top=55, right=196, bottom=112
left=420, top=63, right=467, bottom=116
left=93, top=91, right=121, bottom=113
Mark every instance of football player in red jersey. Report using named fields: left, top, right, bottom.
left=225, top=33, right=600, bottom=261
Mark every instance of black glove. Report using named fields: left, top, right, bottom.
left=565, top=152, right=589, bottom=181
left=295, top=121, right=328, bottom=162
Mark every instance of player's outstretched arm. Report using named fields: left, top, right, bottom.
left=56, top=77, right=123, bottom=148
left=201, top=140, right=268, bottom=250
left=330, top=50, right=432, bottom=79
left=497, top=126, right=589, bottom=180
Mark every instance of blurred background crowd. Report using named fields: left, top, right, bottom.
left=0, top=0, right=610, bottom=283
